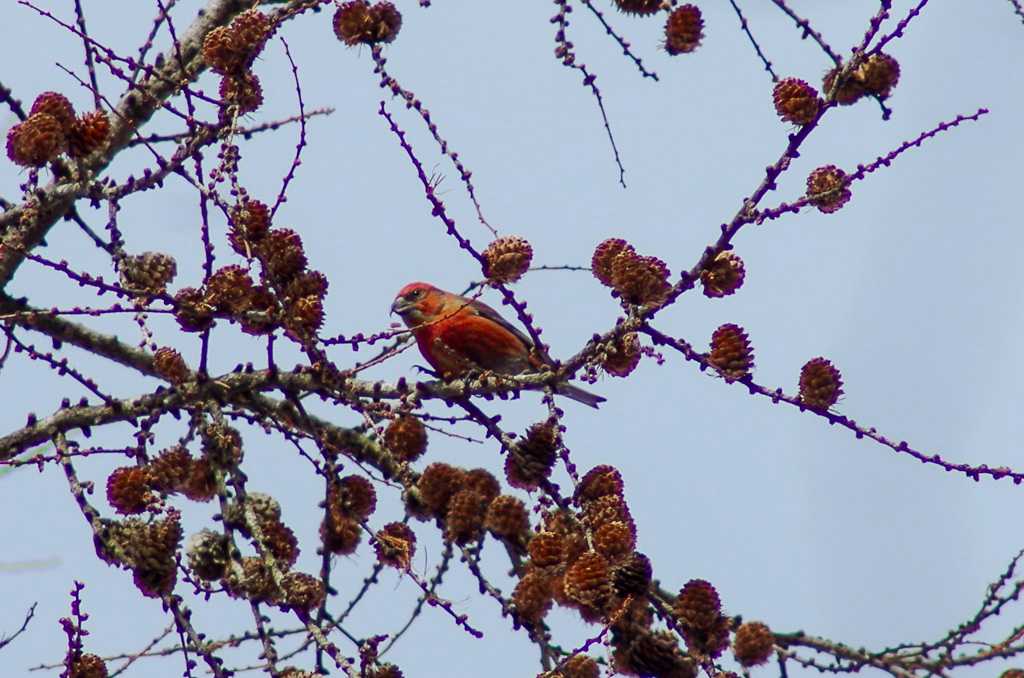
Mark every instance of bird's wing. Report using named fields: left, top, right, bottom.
left=434, top=311, right=532, bottom=373
left=466, top=298, right=535, bottom=350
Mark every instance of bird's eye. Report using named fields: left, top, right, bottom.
left=408, top=290, right=422, bottom=299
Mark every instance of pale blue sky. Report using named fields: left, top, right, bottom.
left=1, top=1, right=1023, bottom=676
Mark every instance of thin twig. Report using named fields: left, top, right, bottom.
left=0, top=79, right=28, bottom=120
left=641, top=325, right=1024, bottom=485
left=552, top=0, right=627, bottom=187
left=768, top=0, right=842, bottom=64
left=272, top=37, right=308, bottom=218
left=580, top=0, right=659, bottom=81
left=125, top=108, right=334, bottom=147
left=72, top=0, right=102, bottom=110
left=1010, top=0, right=1024, bottom=24
left=728, top=0, right=778, bottom=81
left=0, top=603, right=37, bottom=651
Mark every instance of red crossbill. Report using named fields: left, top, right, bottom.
left=391, top=282, right=605, bottom=408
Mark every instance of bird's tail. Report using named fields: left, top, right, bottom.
left=556, top=383, right=606, bottom=409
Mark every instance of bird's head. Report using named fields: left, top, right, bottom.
left=391, top=282, right=445, bottom=326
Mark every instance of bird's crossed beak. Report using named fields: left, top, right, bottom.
left=390, top=298, right=411, bottom=316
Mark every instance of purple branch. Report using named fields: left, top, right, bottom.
left=872, top=0, right=930, bottom=54
left=768, top=0, right=842, bottom=65
left=393, top=543, right=484, bottom=639
left=657, top=100, right=828, bottom=311
left=0, top=602, right=36, bottom=652
left=22, top=250, right=141, bottom=300
left=551, top=0, right=627, bottom=187
left=728, top=0, right=778, bottom=82
left=757, top=108, right=989, bottom=223
left=1010, top=0, right=1024, bottom=24
left=580, top=0, right=659, bottom=81
left=642, top=325, right=1024, bottom=485
left=0, top=79, right=28, bottom=120
left=853, top=0, right=893, bottom=54
left=129, top=0, right=178, bottom=87
left=371, top=46, right=497, bottom=236
left=272, top=37, right=308, bottom=218
left=72, top=0, right=102, bottom=110
left=4, top=327, right=116, bottom=404
left=846, top=108, right=988, bottom=182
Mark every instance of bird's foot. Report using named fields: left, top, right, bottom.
left=412, top=364, right=441, bottom=378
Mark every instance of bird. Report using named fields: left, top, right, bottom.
left=390, top=282, right=605, bottom=408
